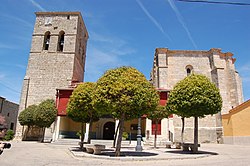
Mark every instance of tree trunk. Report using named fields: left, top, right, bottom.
left=193, top=117, right=199, bottom=153
left=154, top=119, right=158, bottom=149
left=39, top=127, right=45, bottom=142
left=87, top=119, right=93, bottom=144
left=115, top=113, right=125, bottom=156
left=80, top=122, right=84, bottom=149
left=181, top=117, right=185, bottom=145
left=23, top=126, right=29, bottom=141
left=113, top=120, right=120, bottom=148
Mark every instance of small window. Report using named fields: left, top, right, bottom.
left=187, top=68, right=191, bottom=76
left=186, top=65, right=193, bottom=76
left=43, top=31, right=51, bottom=50
left=10, top=123, right=14, bottom=130
left=57, top=31, right=65, bottom=52
left=7, top=113, right=10, bottom=117
left=67, top=15, right=70, bottom=20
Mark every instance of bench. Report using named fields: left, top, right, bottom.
left=84, top=144, right=105, bottom=155
left=182, top=143, right=200, bottom=152
left=167, top=142, right=182, bottom=149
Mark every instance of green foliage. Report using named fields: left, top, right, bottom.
left=147, top=105, right=169, bottom=120
left=67, top=82, right=99, bottom=123
left=76, top=130, right=84, bottom=138
left=3, top=129, right=14, bottom=141
left=94, top=66, right=159, bottom=120
left=18, top=105, right=38, bottom=127
left=18, top=100, right=57, bottom=128
left=166, top=74, right=222, bottom=118
left=94, top=66, right=159, bottom=156
left=35, top=99, right=57, bottom=128
left=122, top=132, right=128, bottom=139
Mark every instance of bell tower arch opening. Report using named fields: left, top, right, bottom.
left=15, top=12, right=89, bottom=140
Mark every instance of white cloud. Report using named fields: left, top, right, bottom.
left=29, top=0, right=46, bottom=11
left=89, top=32, right=136, bottom=56
left=91, top=32, right=127, bottom=46
left=136, top=0, right=172, bottom=41
left=167, top=0, right=198, bottom=49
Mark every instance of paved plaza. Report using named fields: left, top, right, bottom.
left=1, top=141, right=250, bottom=166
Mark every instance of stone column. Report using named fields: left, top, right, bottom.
left=52, top=116, right=61, bottom=141
left=84, top=123, right=90, bottom=142
left=15, top=76, right=30, bottom=140
left=145, top=118, right=152, bottom=140
left=161, top=118, right=169, bottom=141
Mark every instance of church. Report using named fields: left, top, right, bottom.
left=15, top=12, right=243, bottom=144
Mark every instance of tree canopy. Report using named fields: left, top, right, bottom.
left=94, top=66, right=159, bottom=156
left=18, top=99, right=57, bottom=142
left=18, top=99, right=57, bottom=128
left=147, top=105, right=169, bottom=120
left=35, top=99, right=57, bottom=128
left=166, top=74, right=222, bottom=118
left=67, top=82, right=99, bottom=145
left=95, top=66, right=159, bottom=120
left=18, top=104, right=38, bottom=127
left=67, top=82, right=99, bottom=123
left=166, top=74, right=222, bottom=153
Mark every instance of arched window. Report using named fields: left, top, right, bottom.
left=43, top=31, right=50, bottom=50
left=186, top=65, right=193, bottom=76
left=57, top=31, right=65, bottom=52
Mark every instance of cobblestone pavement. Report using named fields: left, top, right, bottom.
left=1, top=141, right=250, bottom=166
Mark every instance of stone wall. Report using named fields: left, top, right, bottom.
left=0, top=97, right=19, bottom=132
left=151, top=48, right=244, bottom=143
left=15, top=12, right=88, bottom=139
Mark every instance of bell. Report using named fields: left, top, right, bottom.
left=46, top=39, right=50, bottom=44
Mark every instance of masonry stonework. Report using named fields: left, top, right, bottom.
left=151, top=48, right=244, bottom=143
left=15, top=12, right=88, bottom=140
left=0, top=97, right=19, bottom=133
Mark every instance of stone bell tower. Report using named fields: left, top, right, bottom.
left=15, top=12, right=88, bottom=139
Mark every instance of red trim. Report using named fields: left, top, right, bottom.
left=152, top=119, right=161, bottom=135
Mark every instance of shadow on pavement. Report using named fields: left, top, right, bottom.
left=166, top=150, right=218, bottom=155
left=100, top=151, right=158, bottom=157
left=70, top=146, right=158, bottom=157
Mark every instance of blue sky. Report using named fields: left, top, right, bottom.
left=0, top=0, right=250, bottom=103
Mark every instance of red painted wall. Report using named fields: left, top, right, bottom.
left=159, top=91, right=168, bottom=106
left=56, top=89, right=73, bottom=116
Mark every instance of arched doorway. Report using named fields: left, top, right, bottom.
left=103, top=122, right=115, bottom=140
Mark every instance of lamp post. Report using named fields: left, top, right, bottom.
left=135, top=116, right=142, bottom=151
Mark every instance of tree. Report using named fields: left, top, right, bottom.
left=18, top=105, right=38, bottom=140
left=18, top=105, right=38, bottom=127
left=94, top=66, right=159, bottom=156
left=67, top=82, right=99, bottom=148
left=18, top=100, right=56, bottom=142
left=166, top=74, right=222, bottom=153
left=35, top=99, right=57, bottom=142
left=147, top=105, right=169, bottom=148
